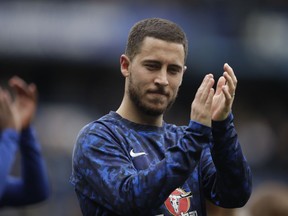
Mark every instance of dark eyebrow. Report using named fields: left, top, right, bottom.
left=142, top=60, right=161, bottom=65
left=142, top=60, right=182, bottom=69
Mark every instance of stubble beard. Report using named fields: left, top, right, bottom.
left=128, top=76, right=177, bottom=117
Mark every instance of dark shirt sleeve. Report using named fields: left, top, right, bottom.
left=71, top=121, right=211, bottom=215
left=0, top=129, right=19, bottom=199
left=0, top=126, right=50, bottom=207
left=201, top=113, right=252, bottom=208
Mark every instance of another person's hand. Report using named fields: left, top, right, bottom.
left=190, top=74, right=215, bottom=127
left=9, top=76, right=38, bottom=130
left=0, top=87, right=20, bottom=131
left=211, top=63, right=237, bottom=121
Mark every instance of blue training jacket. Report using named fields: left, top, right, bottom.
left=70, top=111, right=252, bottom=216
left=0, top=127, right=49, bottom=207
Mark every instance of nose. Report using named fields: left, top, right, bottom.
left=154, top=69, right=169, bottom=86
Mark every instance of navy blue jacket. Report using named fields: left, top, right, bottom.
left=0, top=127, right=49, bottom=207
left=71, top=111, right=252, bottom=216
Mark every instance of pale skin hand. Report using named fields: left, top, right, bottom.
left=0, top=87, right=18, bottom=131
left=9, top=76, right=38, bottom=130
left=190, top=63, right=237, bottom=127
left=211, top=63, right=237, bottom=121
left=190, top=74, right=215, bottom=127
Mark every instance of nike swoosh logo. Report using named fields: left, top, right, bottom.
left=130, top=149, right=147, bottom=158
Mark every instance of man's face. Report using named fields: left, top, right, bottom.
left=127, top=37, right=186, bottom=116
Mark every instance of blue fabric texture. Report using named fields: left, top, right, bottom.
left=70, top=111, right=252, bottom=216
left=0, top=126, right=50, bottom=207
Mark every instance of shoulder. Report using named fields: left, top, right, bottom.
left=79, top=112, right=125, bottom=135
left=76, top=112, right=128, bottom=146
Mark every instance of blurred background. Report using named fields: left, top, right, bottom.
left=0, top=0, right=288, bottom=215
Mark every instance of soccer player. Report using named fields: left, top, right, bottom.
left=70, top=18, right=252, bottom=215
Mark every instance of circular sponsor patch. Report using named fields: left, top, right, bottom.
left=164, top=188, right=192, bottom=216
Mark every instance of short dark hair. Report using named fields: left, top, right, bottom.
left=125, top=18, right=188, bottom=62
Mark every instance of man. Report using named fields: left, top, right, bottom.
left=0, top=76, right=49, bottom=207
left=70, top=18, right=252, bottom=216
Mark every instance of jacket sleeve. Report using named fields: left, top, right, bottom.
left=0, top=126, right=50, bottom=207
left=0, top=129, right=19, bottom=199
left=71, top=121, right=211, bottom=215
left=200, top=113, right=252, bottom=208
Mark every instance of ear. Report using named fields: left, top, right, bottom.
left=178, top=66, right=187, bottom=87
left=120, top=54, right=130, bottom=77
left=183, top=65, right=187, bottom=73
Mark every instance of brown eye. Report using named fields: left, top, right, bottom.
left=145, top=64, right=159, bottom=71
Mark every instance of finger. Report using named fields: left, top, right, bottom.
left=28, top=83, right=37, bottom=92
left=223, top=71, right=236, bottom=95
left=222, top=85, right=234, bottom=102
left=224, top=63, right=237, bottom=86
left=196, top=74, right=214, bottom=102
left=28, top=83, right=38, bottom=101
left=223, top=63, right=237, bottom=96
left=205, top=87, right=214, bottom=109
left=9, top=76, right=30, bottom=95
left=9, top=77, right=38, bottom=102
left=9, top=76, right=28, bottom=88
left=0, top=88, right=12, bottom=105
left=215, top=76, right=226, bottom=95
left=0, top=87, right=4, bottom=103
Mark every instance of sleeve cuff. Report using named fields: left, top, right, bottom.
left=188, top=120, right=211, bottom=136
left=1, top=128, right=20, bottom=142
left=212, top=113, right=234, bottom=130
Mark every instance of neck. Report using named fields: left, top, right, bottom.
left=116, top=97, right=163, bottom=127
